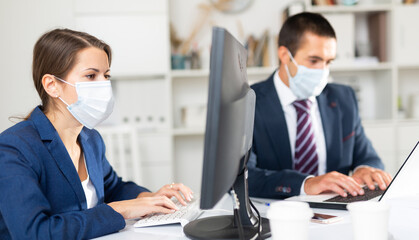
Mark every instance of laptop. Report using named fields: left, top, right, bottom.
left=286, top=141, right=419, bottom=210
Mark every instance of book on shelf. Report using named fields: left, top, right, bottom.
left=246, top=31, right=271, bottom=68
left=313, top=0, right=338, bottom=6
left=368, top=12, right=387, bottom=62
left=313, top=0, right=330, bottom=6
left=314, top=0, right=363, bottom=6
left=253, top=30, right=269, bottom=67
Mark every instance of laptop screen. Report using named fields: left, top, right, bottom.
left=380, top=141, right=419, bottom=201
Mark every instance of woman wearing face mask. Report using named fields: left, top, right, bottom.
left=0, top=28, right=193, bottom=239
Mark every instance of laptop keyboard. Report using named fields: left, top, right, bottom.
left=324, top=185, right=385, bottom=203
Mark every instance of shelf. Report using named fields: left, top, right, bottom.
left=397, top=64, right=419, bottom=70
left=330, top=62, right=392, bottom=72
left=170, top=66, right=277, bottom=79
left=172, top=128, right=205, bottom=136
left=309, top=4, right=393, bottom=13
left=396, top=119, right=419, bottom=125
left=362, top=119, right=419, bottom=127
left=171, top=69, right=209, bottom=78
left=136, top=128, right=171, bottom=136
left=112, top=72, right=167, bottom=81
left=362, top=119, right=395, bottom=127
left=171, top=64, right=391, bottom=78
left=247, top=66, right=278, bottom=75
left=97, top=125, right=171, bottom=136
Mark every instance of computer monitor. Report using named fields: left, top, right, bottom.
left=183, top=27, right=270, bottom=239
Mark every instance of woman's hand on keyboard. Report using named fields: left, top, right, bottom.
left=139, top=182, right=194, bottom=206
left=108, top=196, right=179, bottom=219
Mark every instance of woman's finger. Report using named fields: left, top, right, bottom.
left=145, top=206, right=176, bottom=216
left=169, top=183, right=193, bottom=202
left=153, top=196, right=179, bottom=210
left=176, top=183, right=193, bottom=201
left=168, top=189, right=188, bottom=206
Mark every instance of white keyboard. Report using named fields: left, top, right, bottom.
left=134, top=196, right=201, bottom=228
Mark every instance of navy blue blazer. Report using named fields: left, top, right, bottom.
left=247, top=73, right=384, bottom=199
left=0, top=106, right=149, bottom=240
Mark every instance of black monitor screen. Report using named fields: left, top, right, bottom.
left=200, top=26, right=253, bottom=210
left=184, top=27, right=270, bottom=240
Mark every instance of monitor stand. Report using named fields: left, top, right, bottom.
left=183, top=167, right=271, bottom=239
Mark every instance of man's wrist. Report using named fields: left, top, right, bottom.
left=352, top=165, right=371, bottom=175
left=300, top=175, right=315, bottom=195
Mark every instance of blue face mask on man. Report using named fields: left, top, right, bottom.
left=284, top=49, right=329, bottom=100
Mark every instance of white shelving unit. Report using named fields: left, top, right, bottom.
left=168, top=67, right=278, bottom=191
left=303, top=0, right=419, bottom=176
left=169, top=0, right=419, bottom=192
left=74, top=0, right=419, bottom=193
left=308, top=4, right=393, bottom=13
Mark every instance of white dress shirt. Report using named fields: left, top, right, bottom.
left=81, top=157, right=98, bottom=209
left=273, top=70, right=327, bottom=194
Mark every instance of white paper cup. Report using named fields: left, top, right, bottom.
left=267, top=201, right=313, bottom=240
left=347, top=201, right=390, bottom=240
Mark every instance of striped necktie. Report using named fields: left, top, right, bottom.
left=293, top=100, right=319, bottom=175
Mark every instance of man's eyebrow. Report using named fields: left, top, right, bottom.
left=308, top=56, right=335, bottom=62
left=308, top=56, right=324, bottom=61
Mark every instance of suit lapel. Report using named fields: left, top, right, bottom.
left=317, top=88, right=342, bottom=172
left=30, top=107, right=87, bottom=209
left=79, top=131, right=104, bottom=203
left=259, top=77, right=293, bottom=169
left=47, top=134, right=87, bottom=209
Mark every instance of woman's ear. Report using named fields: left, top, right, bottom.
left=278, top=46, right=291, bottom=65
left=42, top=74, right=60, bottom=98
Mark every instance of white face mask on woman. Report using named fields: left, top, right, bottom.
left=285, top=49, right=329, bottom=100
left=54, top=76, right=114, bottom=129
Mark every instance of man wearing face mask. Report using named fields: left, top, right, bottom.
left=247, top=12, right=392, bottom=199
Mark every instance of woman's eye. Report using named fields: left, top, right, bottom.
left=86, top=74, right=95, bottom=79
left=105, top=75, right=111, bottom=80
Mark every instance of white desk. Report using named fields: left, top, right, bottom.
left=94, top=194, right=419, bottom=240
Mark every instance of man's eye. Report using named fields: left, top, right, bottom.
left=105, top=74, right=111, bottom=80
left=310, top=60, right=318, bottom=64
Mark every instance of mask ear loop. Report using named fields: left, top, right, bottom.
left=287, top=49, right=299, bottom=66
left=53, top=75, right=73, bottom=107
left=57, top=96, right=70, bottom=107
left=53, top=75, right=75, bottom=87
left=285, top=49, right=299, bottom=79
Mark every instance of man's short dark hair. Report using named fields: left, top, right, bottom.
left=278, top=12, right=336, bottom=57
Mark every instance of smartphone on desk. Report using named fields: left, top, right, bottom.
left=311, top=213, right=343, bottom=224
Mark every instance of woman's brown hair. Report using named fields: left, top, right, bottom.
left=31, top=28, right=112, bottom=116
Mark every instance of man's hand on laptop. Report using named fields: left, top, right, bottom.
left=352, top=166, right=392, bottom=191
left=304, top=171, right=365, bottom=197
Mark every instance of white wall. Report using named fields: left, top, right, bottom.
left=0, top=0, right=75, bottom=132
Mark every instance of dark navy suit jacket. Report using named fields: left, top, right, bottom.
left=0, top=106, right=149, bottom=240
left=248, top=73, right=384, bottom=199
